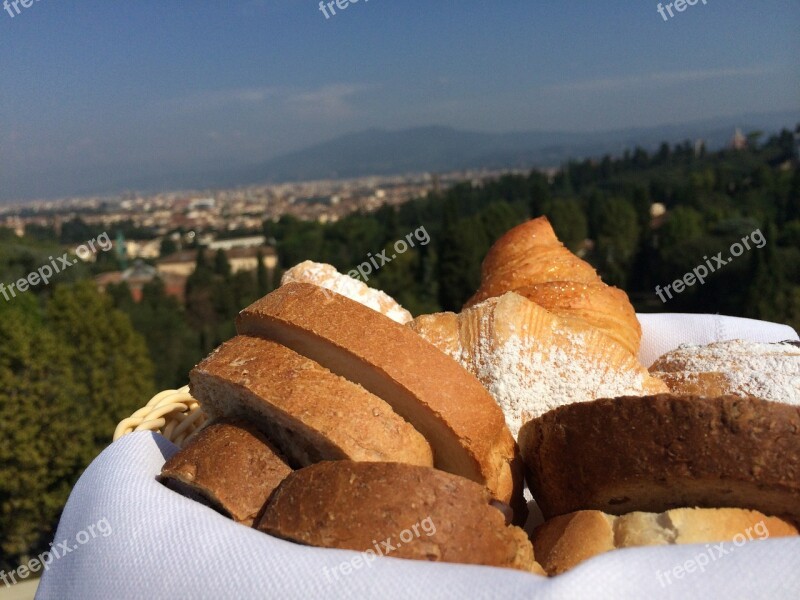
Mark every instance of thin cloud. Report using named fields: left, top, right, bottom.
left=165, top=83, right=373, bottom=118
left=544, top=66, right=775, bottom=94
left=286, top=83, right=375, bottom=119
left=166, top=86, right=280, bottom=112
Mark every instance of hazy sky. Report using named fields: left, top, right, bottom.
left=1, top=0, right=798, bottom=201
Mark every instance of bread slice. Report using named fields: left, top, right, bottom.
left=282, top=260, right=412, bottom=324
left=159, top=419, right=292, bottom=526
left=533, top=507, right=798, bottom=576
left=236, top=283, right=519, bottom=506
left=258, top=461, right=544, bottom=575
left=519, top=394, right=800, bottom=525
left=190, top=335, right=433, bottom=468
left=409, top=292, right=667, bottom=438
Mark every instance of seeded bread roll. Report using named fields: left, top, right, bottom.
left=258, top=461, right=544, bottom=575
left=159, top=419, right=292, bottom=526
left=236, top=283, right=521, bottom=509
left=533, top=507, right=798, bottom=576
left=519, top=394, right=800, bottom=525
left=190, top=335, right=433, bottom=468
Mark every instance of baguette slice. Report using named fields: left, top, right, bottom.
left=533, top=507, right=798, bottom=576
left=519, top=394, right=800, bottom=525
left=159, top=419, right=292, bottom=526
left=236, top=283, right=519, bottom=505
left=258, top=461, right=544, bottom=574
left=190, top=335, right=433, bottom=468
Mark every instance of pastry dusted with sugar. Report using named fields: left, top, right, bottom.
left=650, top=339, right=799, bottom=405
left=410, top=292, right=667, bottom=438
left=464, top=217, right=642, bottom=356
left=281, top=260, right=412, bottom=324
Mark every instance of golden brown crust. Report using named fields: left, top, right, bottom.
left=159, top=419, right=292, bottom=526
left=532, top=511, right=615, bottom=576
left=514, top=282, right=641, bottom=357
left=519, top=394, right=800, bottom=525
left=466, top=217, right=600, bottom=306
left=236, top=283, right=520, bottom=506
left=464, top=216, right=642, bottom=356
left=258, top=461, right=541, bottom=573
left=533, top=508, right=799, bottom=576
left=190, top=335, right=433, bottom=468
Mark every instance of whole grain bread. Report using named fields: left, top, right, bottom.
left=159, top=419, right=292, bottom=526
left=533, top=507, right=798, bottom=576
left=236, top=283, right=521, bottom=507
left=190, top=335, right=433, bottom=468
left=519, top=394, right=800, bottom=525
left=258, top=461, right=544, bottom=574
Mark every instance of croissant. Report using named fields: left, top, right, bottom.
left=464, top=217, right=642, bottom=357
left=410, top=292, right=668, bottom=439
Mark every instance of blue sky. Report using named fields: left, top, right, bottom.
left=1, top=0, right=798, bottom=200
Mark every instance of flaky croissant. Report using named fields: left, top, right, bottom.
left=411, top=292, right=668, bottom=438
left=464, top=217, right=642, bottom=356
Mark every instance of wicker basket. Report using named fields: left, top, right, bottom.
left=113, top=386, right=207, bottom=447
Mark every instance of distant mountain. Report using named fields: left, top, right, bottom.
left=223, top=110, right=799, bottom=186
left=5, top=110, right=798, bottom=203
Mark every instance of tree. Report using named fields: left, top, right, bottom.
left=213, top=249, right=232, bottom=279
left=159, top=237, right=178, bottom=257
left=437, top=205, right=489, bottom=311
left=0, top=297, right=90, bottom=570
left=126, top=279, right=204, bottom=390
left=660, top=206, right=704, bottom=248
left=256, top=250, right=270, bottom=296
left=545, top=199, right=588, bottom=251
left=44, top=282, right=156, bottom=450
left=594, top=197, right=641, bottom=287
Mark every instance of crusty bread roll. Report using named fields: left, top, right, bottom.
left=650, top=340, right=799, bottom=405
left=463, top=217, right=642, bottom=356
left=533, top=507, right=799, bottom=575
left=282, top=260, right=412, bottom=324
left=519, top=394, right=800, bottom=525
left=159, top=419, right=292, bottom=526
left=236, top=283, right=521, bottom=508
left=258, top=461, right=544, bottom=574
left=190, top=335, right=433, bottom=468
left=410, top=292, right=667, bottom=438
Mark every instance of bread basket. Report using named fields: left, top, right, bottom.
left=113, top=386, right=206, bottom=447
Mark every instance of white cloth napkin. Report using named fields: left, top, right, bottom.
left=35, top=314, right=800, bottom=600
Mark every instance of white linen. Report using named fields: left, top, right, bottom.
left=35, top=314, right=800, bottom=599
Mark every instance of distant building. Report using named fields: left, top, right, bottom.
left=207, top=236, right=266, bottom=251
left=694, top=139, right=705, bottom=157
left=124, top=238, right=162, bottom=259
left=189, top=198, right=216, bottom=211
left=730, top=128, right=747, bottom=151
left=156, top=246, right=277, bottom=278
left=94, top=260, right=186, bottom=302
